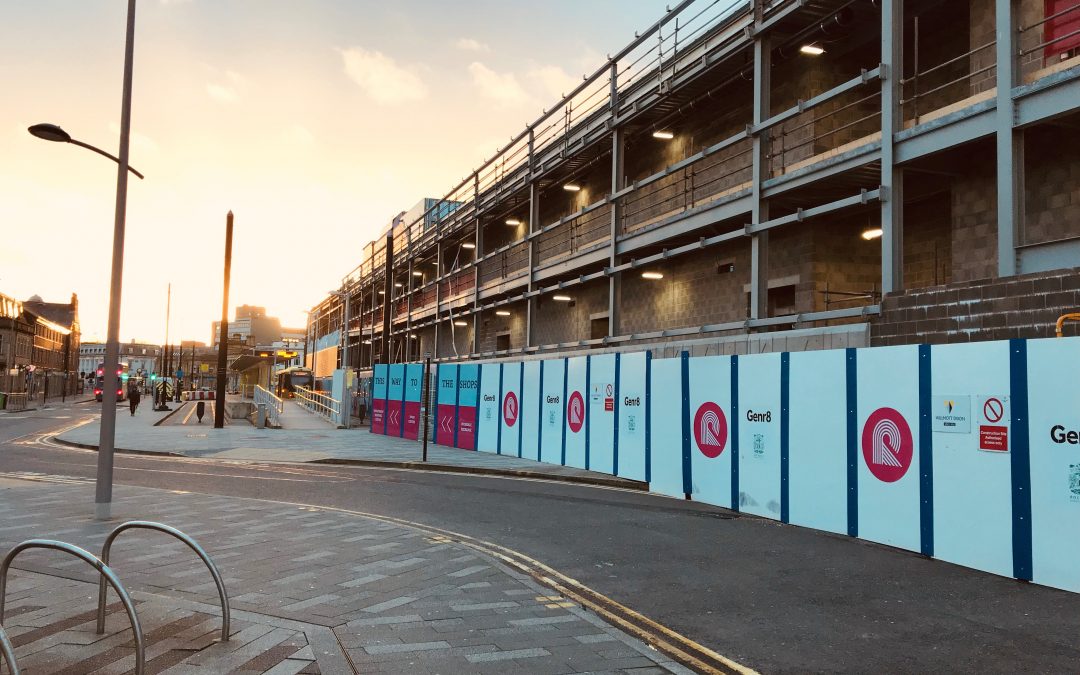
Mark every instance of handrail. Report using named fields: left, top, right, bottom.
left=294, top=386, right=341, bottom=424
left=96, top=521, right=230, bottom=642
left=0, top=539, right=144, bottom=675
left=0, top=623, right=18, bottom=675
left=1056, top=313, right=1080, bottom=337
left=254, top=386, right=284, bottom=427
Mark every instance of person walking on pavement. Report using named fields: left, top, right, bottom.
left=128, top=380, right=142, bottom=416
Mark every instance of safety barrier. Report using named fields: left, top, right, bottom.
left=181, top=390, right=216, bottom=401
left=253, top=386, right=284, bottom=428
left=0, top=622, right=17, bottom=675
left=97, top=521, right=230, bottom=642
left=0, top=393, right=27, bottom=412
left=295, top=386, right=341, bottom=425
left=0, top=540, right=145, bottom=674
left=371, top=336, right=1080, bottom=595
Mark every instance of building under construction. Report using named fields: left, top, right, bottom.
left=307, top=0, right=1080, bottom=372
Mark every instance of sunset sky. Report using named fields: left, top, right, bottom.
left=1, top=0, right=669, bottom=344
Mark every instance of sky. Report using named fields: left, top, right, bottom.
left=1, top=0, right=670, bottom=345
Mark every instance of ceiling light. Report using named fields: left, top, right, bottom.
left=394, top=282, right=403, bottom=288
left=412, top=271, right=423, bottom=277
left=495, top=310, right=511, bottom=316
left=378, top=290, right=385, bottom=295
left=861, top=227, right=884, bottom=240
left=461, top=242, right=476, bottom=249
left=453, top=320, right=468, bottom=327
left=641, top=271, right=664, bottom=280
left=505, top=218, right=521, bottom=226
left=552, top=294, right=572, bottom=302
left=409, top=335, right=418, bottom=339
left=652, top=130, right=674, bottom=140
left=800, top=44, right=825, bottom=56
left=563, top=183, right=581, bottom=192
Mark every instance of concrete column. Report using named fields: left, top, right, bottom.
left=526, top=130, right=538, bottom=349
left=995, top=0, right=1022, bottom=277
left=472, top=175, right=483, bottom=354
left=750, top=6, right=770, bottom=320
left=607, top=62, right=624, bottom=337
left=881, top=0, right=904, bottom=293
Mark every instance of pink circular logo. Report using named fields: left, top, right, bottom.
left=503, top=391, right=519, bottom=427
left=861, top=407, right=913, bottom=482
left=693, top=402, right=728, bottom=458
left=567, top=391, right=585, bottom=433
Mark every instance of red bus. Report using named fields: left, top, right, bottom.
left=95, top=363, right=130, bottom=403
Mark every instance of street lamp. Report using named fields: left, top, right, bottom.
left=28, top=0, right=139, bottom=521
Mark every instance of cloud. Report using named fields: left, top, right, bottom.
left=338, top=47, right=428, bottom=105
left=107, top=123, right=159, bottom=154
left=454, top=38, right=490, bottom=53
left=206, top=83, right=239, bottom=103
left=468, top=62, right=531, bottom=107
left=528, top=65, right=579, bottom=100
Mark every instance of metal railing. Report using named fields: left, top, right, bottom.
left=97, top=521, right=230, bottom=643
left=254, top=386, right=284, bottom=427
left=0, top=540, right=145, bottom=674
left=0, top=393, right=26, bottom=412
left=0, top=622, right=17, bottom=675
left=294, top=386, right=341, bottom=424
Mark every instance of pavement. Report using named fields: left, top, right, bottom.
left=54, top=402, right=642, bottom=489
left=0, top=475, right=689, bottom=674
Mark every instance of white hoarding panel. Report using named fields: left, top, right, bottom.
left=477, top=363, right=501, bottom=453
left=540, top=359, right=566, bottom=465
left=588, top=354, right=617, bottom=474
left=520, top=360, right=541, bottom=461
left=649, top=357, right=685, bottom=498
left=930, top=341, right=1014, bottom=578
left=688, top=355, right=734, bottom=509
left=499, top=362, right=522, bottom=457
left=617, top=352, right=648, bottom=482
left=788, top=348, right=848, bottom=535
left=1027, top=336, right=1080, bottom=592
left=856, top=344, right=922, bottom=553
left=564, top=356, right=589, bottom=469
left=737, top=352, right=782, bottom=520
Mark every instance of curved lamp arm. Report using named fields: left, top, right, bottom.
left=68, top=139, right=145, bottom=179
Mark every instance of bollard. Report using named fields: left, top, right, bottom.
left=256, top=403, right=267, bottom=428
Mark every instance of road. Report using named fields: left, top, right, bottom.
left=2, top=402, right=1080, bottom=673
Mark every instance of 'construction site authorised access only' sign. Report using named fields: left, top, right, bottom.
left=977, top=395, right=1010, bottom=452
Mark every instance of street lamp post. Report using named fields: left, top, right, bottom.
left=28, top=0, right=140, bottom=520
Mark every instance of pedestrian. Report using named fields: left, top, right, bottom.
left=128, top=380, right=141, bottom=416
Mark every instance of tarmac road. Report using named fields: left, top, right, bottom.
left=2, top=402, right=1080, bottom=673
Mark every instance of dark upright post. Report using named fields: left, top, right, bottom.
left=214, top=211, right=234, bottom=428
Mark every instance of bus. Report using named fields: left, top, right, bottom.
left=94, top=363, right=130, bottom=403
left=275, top=367, right=313, bottom=399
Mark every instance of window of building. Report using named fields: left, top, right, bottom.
left=496, top=333, right=511, bottom=352
left=768, top=285, right=797, bottom=317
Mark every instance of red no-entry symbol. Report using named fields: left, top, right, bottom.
left=983, top=397, right=1004, bottom=423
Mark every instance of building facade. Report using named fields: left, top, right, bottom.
left=212, top=305, right=283, bottom=348
left=309, top=0, right=1080, bottom=369
left=78, top=341, right=162, bottom=379
left=2, top=292, right=81, bottom=396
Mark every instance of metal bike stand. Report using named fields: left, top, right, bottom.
left=97, top=521, right=230, bottom=642
left=0, top=539, right=144, bottom=675
left=0, top=623, right=18, bottom=675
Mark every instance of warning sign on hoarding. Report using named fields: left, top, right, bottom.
left=976, top=395, right=1010, bottom=453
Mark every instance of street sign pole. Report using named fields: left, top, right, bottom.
left=421, top=352, right=431, bottom=462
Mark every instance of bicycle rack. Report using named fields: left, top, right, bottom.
left=97, top=521, right=230, bottom=642
left=0, top=539, right=144, bottom=675
left=0, top=623, right=18, bottom=675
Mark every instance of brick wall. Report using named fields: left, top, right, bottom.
left=532, top=280, right=608, bottom=346
left=476, top=302, right=528, bottom=353
left=872, top=267, right=1080, bottom=345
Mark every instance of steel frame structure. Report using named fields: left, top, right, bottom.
left=308, top=0, right=1080, bottom=367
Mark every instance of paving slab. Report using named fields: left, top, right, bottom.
left=54, top=406, right=642, bottom=489
left=0, top=477, right=687, bottom=674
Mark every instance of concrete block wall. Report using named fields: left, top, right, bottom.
left=532, top=279, right=608, bottom=346
left=872, top=266, right=1080, bottom=346
left=476, top=301, right=528, bottom=353
left=950, top=145, right=998, bottom=282
left=1024, top=124, right=1080, bottom=246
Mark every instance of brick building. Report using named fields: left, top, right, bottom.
left=309, top=0, right=1080, bottom=368
left=1, top=292, right=81, bottom=397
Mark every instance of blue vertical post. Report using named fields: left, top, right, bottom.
left=645, top=351, right=652, bottom=484
left=613, top=353, right=621, bottom=476
left=780, top=351, right=790, bottom=524
left=845, top=348, right=858, bottom=537
left=561, top=358, right=569, bottom=466
left=918, top=344, right=934, bottom=557
left=730, top=355, right=739, bottom=511
left=680, top=351, right=692, bottom=497
left=1010, top=338, right=1033, bottom=581
left=585, top=355, right=592, bottom=470
left=496, top=363, right=504, bottom=455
